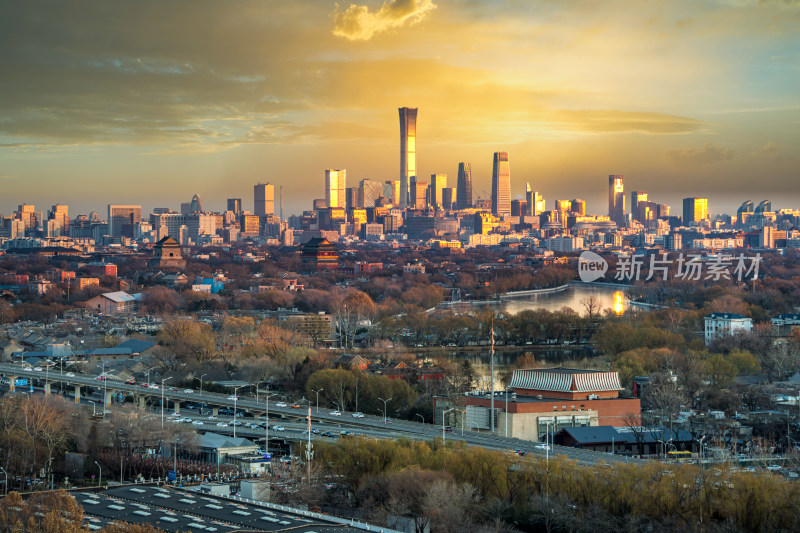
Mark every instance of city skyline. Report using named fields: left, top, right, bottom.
left=2, top=1, right=799, bottom=216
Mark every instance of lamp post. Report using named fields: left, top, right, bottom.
left=332, top=401, right=340, bottom=413
left=416, top=413, right=425, bottom=424
left=102, top=361, right=107, bottom=417
left=311, top=388, right=324, bottom=414
left=161, top=376, right=173, bottom=428
left=442, top=408, right=455, bottom=444
left=232, top=385, right=243, bottom=438
left=89, top=400, right=97, bottom=417
left=378, top=397, right=392, bottom=423
left=264, top=392, right=278, bottom=456
left=94, top=461, right=102, bottom=487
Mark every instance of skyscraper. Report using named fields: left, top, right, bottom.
left=227, top=198, right=242, bottom=215
left=325, top=170, right=346, bottom=209
left=456, top=163, right=472, bottom=210
left=107, top=205, right=142, bottom=238
left=631, top=191, right=648, bottom=223
left=410, top=177, right=428, bottom=210
left=683, top=197, right=708, bottom=224
left=254, top=183, right=275, bottom=216
left=399, top=107, right=418, bottom=210
left=430, top=174, right=447, bottom=209
left=491, top=152, right=511, bottom=217
left=608, top=175, right=625, bottom=226
left=360, top=179, right=383, bottom=208
left=48, top=204, right=69, bottom=236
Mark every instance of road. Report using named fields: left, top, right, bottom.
left=0, top=363, right=643, bottom=465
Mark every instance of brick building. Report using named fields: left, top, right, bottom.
left=435, top=368, right=640, bottom=443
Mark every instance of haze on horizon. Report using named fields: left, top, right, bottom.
left=1, top=0, right=798, bottom=217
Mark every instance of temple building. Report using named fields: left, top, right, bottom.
left=148, top=236, right=186, bottom=271
left=300, top=237, right=338, bottom=271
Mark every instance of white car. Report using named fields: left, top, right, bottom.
left=216, top=422, right=229, bottom=427
left=767, top=465, right=782, bottom=471
left=65, top=372, right=75, bottom=377
left=272, top=426, right=285, bottom=431
left=227, top=395, right=239, bottom=400
left=183, top=389, right=194, bottom=394
left=535, top=444, right=551, bottom=451
left=275, top=402, right=287, bottom=407
left=192, top=420, right=204, bottom=425
left=330, top=411, right=342, bottom=416
left=352, top=412, right=365, bottom=418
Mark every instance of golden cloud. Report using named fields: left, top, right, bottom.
left=333, top=0, right=437, bottom=41
left=665, top=143, right=734, bottom=165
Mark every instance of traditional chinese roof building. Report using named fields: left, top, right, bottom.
left=301, top=237, right=338, bottom=270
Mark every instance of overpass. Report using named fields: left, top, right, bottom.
left=0, top=363, right=643, bottom=466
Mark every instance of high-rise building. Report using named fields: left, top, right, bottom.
left=384, top=180, right=401, bottom=205
left=227, top=198, right=242, bottom=215
left=360, top=179, right=383, bottom=208
left=608, top=175, right=625, bottom=226
left=456, top=163, right=472, bottom=210
left=511, top=199, right=527, bottom=217
left=48, top=204, right=69, bottom=236
left=442, top=188, right=454, bottom=211
left=491, top=152, right=511, bottom=217
left=631, top=191, right=648, bottom=222
left=554, top=200, right=571, bottom=213
left=525, top=183, right=545, bottom=216
left=325, top=170, right=346, bottom=209
left=410, top=177, right=428, bottom=210
left=570, top=199, right=586, bottom=216
left=683, top=197, right=708, bottom=224
left=108, top=205, right=142, bottom=238
left=346, top=187, right=363, bottom=210
left=254, top=183, right=275, bottom=216
left=430, top=174, right=447, bottom=209
left=399, top=107, right=418, bottom=210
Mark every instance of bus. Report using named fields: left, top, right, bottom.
left=667, top=450, right=693, bottom=461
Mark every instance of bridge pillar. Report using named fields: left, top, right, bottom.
left=44, top=382, right=51, bottom=396
left=8, top=375, right=17, bottom=393
left=174, top=400, right=181, bottom=414
left=74, top=385, right=81, bottom=403
left=137, top=395, right=147, bottom=410
left=212, top=407, right=218, bottom=417
left=104, top=389, right=113, bottom=408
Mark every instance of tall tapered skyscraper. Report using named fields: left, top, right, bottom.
left=491, top=152, right=511, bottom=217
left=399, top=107, right=418, bottom=210
left=608, top=175, right=625, bottom=226
left=456, top=162, right=472, bottom=209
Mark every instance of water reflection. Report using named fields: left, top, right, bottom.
left=490, top=283, right=631, bottom=315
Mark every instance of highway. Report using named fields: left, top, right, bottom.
left=0, top=363, right=643, bottom=465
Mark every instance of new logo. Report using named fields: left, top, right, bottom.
left=578, top=251, right=608, bottom=282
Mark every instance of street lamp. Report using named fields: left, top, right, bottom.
left=416, top=413, right=425, bottom=424
left=332, top=401, right=340, bottom=413
left=263, top=392, right=278, bottom=456
left=378, top=397, right=392, bottom=423
left=232, top=385, right=243, bottom=438
left=311, top=388, right=324, bottom=414
left=89, top=400, right=97, bottom=417
left=161, top=376, right=173, bottom=428
left=442, top=408, right=455, bottom=443
left=94, top=461, right=102, bottom=487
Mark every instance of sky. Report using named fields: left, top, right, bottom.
left=1, top=0, right=798, bottom=218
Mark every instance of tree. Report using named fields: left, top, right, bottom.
left=140, top=287, right=180, bottom=315
left=158, top=319, right=215, bottom=362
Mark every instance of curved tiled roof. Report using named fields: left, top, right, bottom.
left=509, top=368, right=621, bottom=392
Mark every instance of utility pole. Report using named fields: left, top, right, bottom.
left=305, top=404, right=313, bottom=483
left=490, top=317, right=495, bottom=435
